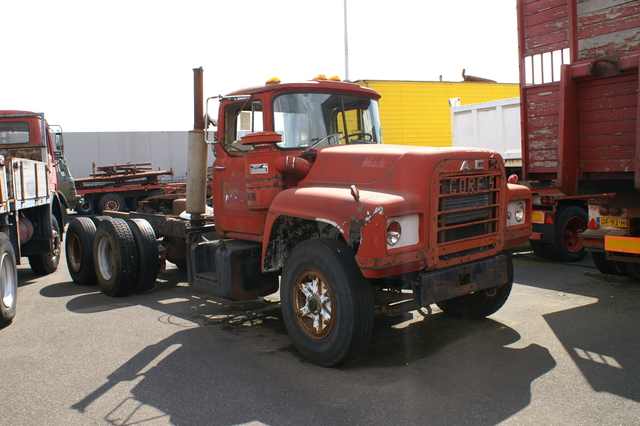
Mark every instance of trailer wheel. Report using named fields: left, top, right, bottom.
left=93, top=218, right=138, bottom=297
left=546, top=205, right=588, bottom=262
left=436, top=252, right=513, bottom=319
left=0, top=233, right=18, bottom=328
left=591, top=252, right=620, bottom=275
left=28, top=215, right=61, bottom=275
left=126, top=218, right=159, bottom=293
left=281, top=239, right=374, bottom=366
left=76, top=200, right=94, bottom=215
left=99, top=193, right=126, bottom=213
left=65, top=217, right=98, bottom=285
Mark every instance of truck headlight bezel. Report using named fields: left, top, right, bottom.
left=386, top=214, right=419, bottom=250
left=507, top=200, right=527, bottom=227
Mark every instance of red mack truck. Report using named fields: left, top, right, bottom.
left=64, top=69, right=531, bottom=366
left=0, top=111, right=67, bottom=328
left=518, top=0, right=640, bottom=277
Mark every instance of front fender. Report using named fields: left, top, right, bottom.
left=262, top=186, right=412, bottom=270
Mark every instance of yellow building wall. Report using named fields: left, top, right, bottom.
left=356, top=80, right=520, bottom=147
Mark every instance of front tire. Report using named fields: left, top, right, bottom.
left=436, top=252, right=513, bottom=319
left=0, top=233, right=17, bottom=328
left=281, top=239, right=374, bottom=366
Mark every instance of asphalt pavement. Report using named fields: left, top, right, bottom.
left=1, top=245, right=638, bottom=425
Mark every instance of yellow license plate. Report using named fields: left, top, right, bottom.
left=598, top=217, right=628, bottom=228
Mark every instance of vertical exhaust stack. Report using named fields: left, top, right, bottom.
left=186, top=67, right=207, bottom=224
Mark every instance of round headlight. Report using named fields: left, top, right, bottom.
left=515, top=202, right=525, bottom=222
left=387, top=220, right=401, bottom=246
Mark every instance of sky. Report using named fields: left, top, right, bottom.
left=0, top=0, right=519, bottom=132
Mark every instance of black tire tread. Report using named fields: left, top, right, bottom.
left=126, top=218, right=159, bottom=293
left=93, top=218, right=138, bottom=297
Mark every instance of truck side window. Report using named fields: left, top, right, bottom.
left=224, top=101, right=263, bottom=151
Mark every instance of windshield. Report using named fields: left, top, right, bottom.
left=273, top=92, right=382, bottom=148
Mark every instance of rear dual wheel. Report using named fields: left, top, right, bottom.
left=592, top=252, right=640, bottom=280
left=66, top=216, right=159, bottom=295
left=28, top=215, right=62, bottom=275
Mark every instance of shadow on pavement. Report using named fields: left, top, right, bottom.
left=39, top=266, right=557, bottom=425
left=513, top=251, right=640, bottom=403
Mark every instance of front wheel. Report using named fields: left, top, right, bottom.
left=436, top=252, right=513, bottom=319
left=281, top=239, right=374, bottom=366
left=0, top=233, right=18, bottom=328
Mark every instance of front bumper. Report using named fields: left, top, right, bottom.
left=412, top=253, right=509, bottom=306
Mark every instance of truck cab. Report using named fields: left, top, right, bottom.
left=191, top=75, right=532, bottom=365
left=71, top=71, right=531, bottom=365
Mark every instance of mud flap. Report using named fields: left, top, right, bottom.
left=413, top=253, right=509, bottom=306
left=187, top=238, right=279, bottom=300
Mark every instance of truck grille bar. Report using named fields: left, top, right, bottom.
left=436, top=173, right=500, bottom=257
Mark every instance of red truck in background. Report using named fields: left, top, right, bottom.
left=518, top=0, right=640, bottom=277
left=64, top=69, right=531, bottom=366
left=0, top=111, right=67, bottom=327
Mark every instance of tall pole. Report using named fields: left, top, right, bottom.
left=344, top=0, right=349, bottom=81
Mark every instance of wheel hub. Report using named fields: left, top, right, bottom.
left=297, top=276, right=333, bottom=336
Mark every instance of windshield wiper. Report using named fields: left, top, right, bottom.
left=308, top=132, right=343, bottom=148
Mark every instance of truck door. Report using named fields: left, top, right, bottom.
left=212, top=100, right=269, bottom=237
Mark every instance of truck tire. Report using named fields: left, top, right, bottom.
left=99, top=193, right=126, bottom=213
left=591, top=252, right=620, bottom=275
left=126, top=218, right=159, bottom=293
left=65, top=217, right=97, bottom=286
left=28, top=216, right=61, bottom=275
left=436, top=252, right=513, bottom=319
left=281, top=238, right=374, bottom=366
left=546, top=205, right=588, bottom=262
left=76, top=200, right=94, bottom=215
left=0, top=233, right=18, bottom=328
left=93, top=218, right=138, bottom=297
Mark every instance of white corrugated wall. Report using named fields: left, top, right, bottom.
left=63, top=131, right=210, bottom=181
